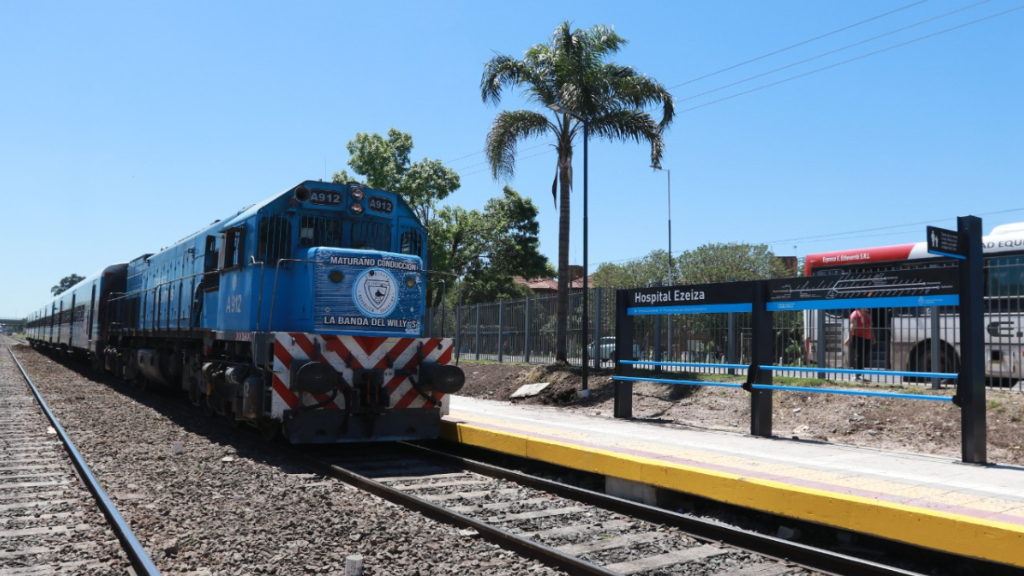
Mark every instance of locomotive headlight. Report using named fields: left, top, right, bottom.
left=329, top=270, right=344, bottom=284
left=405, top=275, right=416, bottom=288
left=350, top=187, right=365, bottom=200
left=351, top=202, right=364, bottom=215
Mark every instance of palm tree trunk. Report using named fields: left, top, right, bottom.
left=555, top=159, right=572, bottom=363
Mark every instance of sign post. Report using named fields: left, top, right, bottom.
left=956, top=216, right=986, bottom=464
left=748, top=281, right=773, bottom=437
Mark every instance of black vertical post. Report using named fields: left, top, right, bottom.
left=816, top=310, right=826, bottom=380
left=958, top=215, right=986, bottom=464
left=581, top=119, right=589, bottom=393
left=594, top=287, right=603, bottom=369
left=614, top=289, right=634, bottom=419
left=474, top=304, right=481, bottom=361
left=727, top=312, right=737, bottom=376
left=654, top=283, right=663, bottom=373
left=750, top=281, right=773, bottom=437
left=524, top=296, right=532, bottom=364
left=497, top=300, right=504, bottom=363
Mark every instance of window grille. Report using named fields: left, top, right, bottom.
left=299, top=215, right=343, bottom=248
left=352, top=220, right=392, bottom=251
left=258, top=216, right=292, bottom=264
left=400, top=228, right=423, bottom=257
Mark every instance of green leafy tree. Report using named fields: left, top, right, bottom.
left=51, top=274, right=85, bottom=296
left=481, top=21, right=674, bottom=362
left=592, top=250, right=675, bottom=289
left=430, top=186, right=548, bottom=306
left=676, top=243, right=793, bottom=283
left=333, top=128, right=460, bottom=224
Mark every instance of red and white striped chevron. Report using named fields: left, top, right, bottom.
left=270, top=333, right=454, bottom=418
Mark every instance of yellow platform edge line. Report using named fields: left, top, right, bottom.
left=441, top=420, right=1024, bottom=568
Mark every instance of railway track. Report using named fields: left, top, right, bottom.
left=294, top=442, right=923, bottom=576
left=1, top=340, right=158, bottom=575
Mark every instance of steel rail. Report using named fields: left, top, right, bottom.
left=403, top=442, right=926, bottom=576
left=6, top=345, right=161, bottom=576
left=287, top=448, right=620, bottom=576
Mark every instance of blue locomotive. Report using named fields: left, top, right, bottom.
left=25, top=181, right=464, bottom=442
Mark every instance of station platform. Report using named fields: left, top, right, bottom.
left=441, top=396, right=1024, bottom=568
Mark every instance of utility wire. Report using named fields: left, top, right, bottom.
left=673, top=0, right=991, bottom=104
left=460, top=148, right=556, bottom=178
left=765, top=205, right=1024, bottom=244
left=667, top=0, right=931, bottom=90
left=440, top=2, right=929, bottom=168
left=599, top=205, right=1024, bottom=268
left=677, top=4, right=1024, bottom=114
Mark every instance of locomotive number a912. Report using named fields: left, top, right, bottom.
left=368, top=196, right=394, bottom=214
left=309, top=190, right=343, bottom=206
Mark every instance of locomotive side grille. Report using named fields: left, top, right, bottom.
left=258, top=216, right=292, bottom=264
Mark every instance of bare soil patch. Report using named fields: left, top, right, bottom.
left=454, top=360, right=1024, bottom=465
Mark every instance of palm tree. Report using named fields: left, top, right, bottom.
left=481, top=21, right=675, bottom=362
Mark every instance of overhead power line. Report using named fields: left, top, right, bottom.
left=667, top=0, right=931, bottom=90
left=598, top=204, right=1024, bottom=268
left=459, top=147, right=556, bottom=178
left=673, top=0, right=992, bottom=104
left=677, top=4, right=1024, bottom=114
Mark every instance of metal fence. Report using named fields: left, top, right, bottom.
left=426, top=265, right=1024, bottom=391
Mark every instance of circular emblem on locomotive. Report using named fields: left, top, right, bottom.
left=353, top=268, right=399, bottom=318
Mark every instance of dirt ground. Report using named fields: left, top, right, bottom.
left=455, top=360, right=1024, bottom=465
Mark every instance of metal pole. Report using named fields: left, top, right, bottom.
left=931, top=306, right=941, bottom=390
left=498, top=300, right=504, bottom=363
left=581, top=119, right=589, bottom=394
left=524, top=296, right=531, bottom=364
left=816, top=310, right=826, bottom=380
left=614, top=289, right=633, bottom=418
left=957, top=215, right=985, bottom=464
left=474, top=303, right=481, bottom=361
left=727, top=312, right=737, bottom=376
left=750, top=281, right=773, bottom=438
left=594, top=287, right=602, bottom=369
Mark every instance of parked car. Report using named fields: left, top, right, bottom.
left=587, top=337, right=642, bottom=361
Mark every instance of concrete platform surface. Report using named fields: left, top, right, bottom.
left=442, top=396, right=1024, bottom=568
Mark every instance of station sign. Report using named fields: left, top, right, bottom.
left=927, top=226, right=967, bottom=260
left=766, top=267, right=959, bottom=311
left=627, top=281, right=754, bottom=315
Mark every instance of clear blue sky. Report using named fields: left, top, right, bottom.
left=1, top=1, right=1021, bottom=317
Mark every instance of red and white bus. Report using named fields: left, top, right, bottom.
left=803, top=222, right=1024, bottom=387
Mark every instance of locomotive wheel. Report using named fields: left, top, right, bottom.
left=203, top=394, right=217, bottom=417
left=258, top=419, right=281, bottom=442
left=226, top=405, right=243, bottom=428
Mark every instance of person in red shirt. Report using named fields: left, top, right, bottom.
left=848, top=308, right=874, bottom=380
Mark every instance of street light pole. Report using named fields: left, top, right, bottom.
left=652, top=165, right=672, bottom=363
left=549, top=102, right=590, bottom=396
left=651, top=165, right=672, bottom=283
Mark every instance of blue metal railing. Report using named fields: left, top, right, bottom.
left=614, top=361, right=957, bottom=402
left=757, top=365, right=958, bottom=380
left=620, top=360, right=748, bottom=370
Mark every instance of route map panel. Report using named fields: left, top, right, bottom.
left=767, top=268, right=959, bottom=311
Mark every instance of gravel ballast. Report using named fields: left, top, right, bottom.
left=11, top=344, right=566, bottom=575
